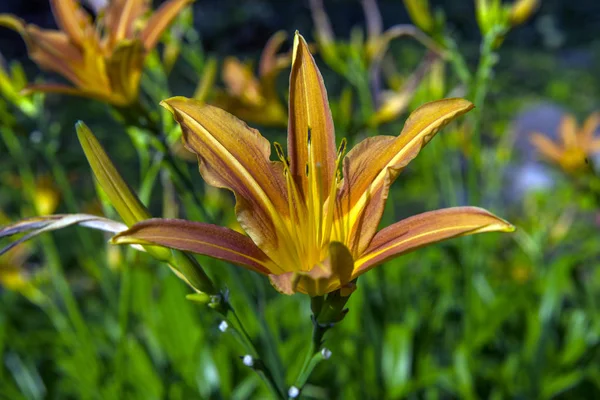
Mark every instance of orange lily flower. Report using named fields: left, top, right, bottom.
left=0, top=0, right=192, bottom=106
left=112, top=32, right=514, bottom=297
left=530, top=112, right=600, bottom=173
left=213, top=31, right=289, bottom=127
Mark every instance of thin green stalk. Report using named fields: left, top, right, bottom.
left=43, top=146, right=115, bottom=299
left=227, top=304, right=286, bottom=399
left=225, top=269, right=286, bottom=391
left=352, top=70, right=377, bottom=136
left=111, top=247, right=134, bottom=396
left=443, top=36, right=472, bottom=86
left=294, top=317, right=329, bottom=391
left=466, top=26, right=505, bottom=205
left=1, top=127, right=92, bottom=347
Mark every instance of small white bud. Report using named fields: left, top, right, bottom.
left=29, top=131, right=42, bottom=144
left=321, top=348, right=332, bottom=359
left=242, top=354, right=254, bottom=367
left=218, top=320, right=228, bottom=332
left=288, top=386, right=300, bottom=398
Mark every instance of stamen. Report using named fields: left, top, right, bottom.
left=337, top=138, right=347, bottom=159
left=324, top=139, right=347, bottom=244
left=314, top=162, right=324, bottom=246
left=273, top=142, right=289, bottom=166
left=272, top=142, right=307, bottom=271
left=306, top=138, right=317, bottom=266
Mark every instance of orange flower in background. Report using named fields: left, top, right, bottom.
left=214, top=31, right=289, bottom=127
left=0, top=0, right=192, bottom=106
left=530, top=112, right=600, bottom=173
left=112, top=32, right=514, bottom=297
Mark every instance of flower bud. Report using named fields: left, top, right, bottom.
left=510, top=0, right=540, bottom=27
left=403, top=0, right=435, bottom=33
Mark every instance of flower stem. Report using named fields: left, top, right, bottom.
left=294, top=315, right=329, bottom=391
left=466, top=25, right=505, bottom=205
left=226, top=301, right=286, bottom=399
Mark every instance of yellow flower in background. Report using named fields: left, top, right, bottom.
left=213, top=31, right=289, bottom=127
left=530, top=112, right=600, bottom=173
left=4, top=174, right=61, bottom=215
left=112, top=32, right=514, bottom=297
left=0, top=0, right=192, bottom=106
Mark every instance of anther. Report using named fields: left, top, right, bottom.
left=337, top=138, right=347, bottom=157
left=273, top=142, right=289, bottom=167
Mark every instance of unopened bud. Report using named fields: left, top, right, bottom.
left=218, top=320, right=228, bottom=332
left=510, top=0, right=540, bottom=27
left=321, top=348, right=332, bottom=359
left=403, top=0, right=434, bottom=33
left=242, top=355, right=254, bottom=367
left=288, top=386, right=300, bottom=398
left=185, top=292, right=211, bottom=304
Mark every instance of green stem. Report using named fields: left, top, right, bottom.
left=1, top=127, right=89, bottom=336
left=353, top=70, right=377, bottom=136
left=226, top=303, right=286, bottom=399
left=466, top=26, right=505, bottom=205
left=294, top=316, right=329, bottom=391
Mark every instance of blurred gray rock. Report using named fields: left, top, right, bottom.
left=506, top=102, right=567, bottom=201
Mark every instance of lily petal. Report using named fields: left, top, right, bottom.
left=105, top=40, right=145, bottom=105
left=581, top=112, right=600, bottom=148
left=0, top=18, right=85, bottom=87
left=590, top=139, right=600, bottom=153
left=339, top=98, right=474, bottom=255
left=160, top=97, right=289, bottom=260
left=353, top=207, right=514, bottom=276
left=559, top=114, right=578, bottom=149
left=530, top=132, right=563, bottom=163
left=258, top=30, right=288, bottom=78
left=22, top=83, right=119, bottom=104
left=49, top=0, right=92, bottom=47
left=22, top=83, right=85, bottom=96
left=111, top=218, right=273, bottom=275
left=222, top=57, right=264, bottom=105
left=269, top=241, right=354, bottom=296
left=139, top=0, right=193, bottom=51
left=287, top=31, right=336, bottom=195
left=1, top=214, right=127, bottom=256
left=104, top=0, right=148, bottom=47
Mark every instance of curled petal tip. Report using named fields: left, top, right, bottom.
left=500, top=221, right=516, bottom=233
left=160, top=96, right=191, bottom=112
